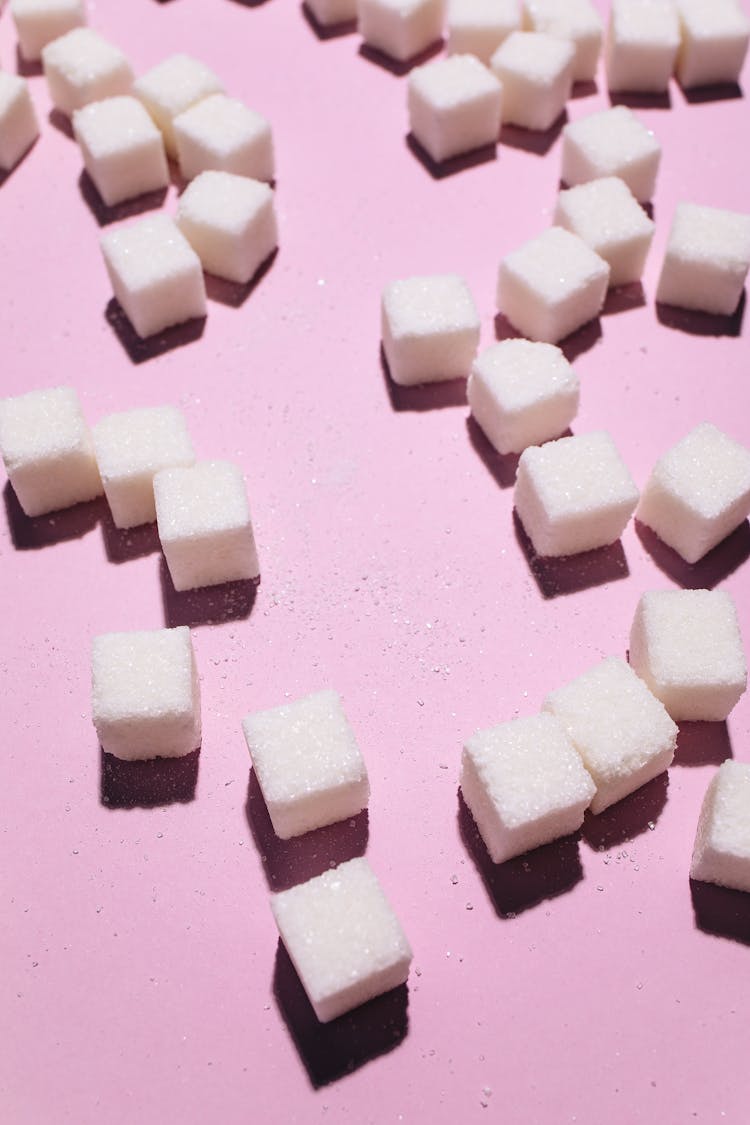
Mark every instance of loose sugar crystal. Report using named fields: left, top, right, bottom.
left=358, top=0, right=445, bottom=63
left=271, top=857, right=412, bottom=1023
left=0, top=73, right=39, bottom=172
left=489, top=30, right=574, bottom=130
left=637, top=422, right=750, bottom=564
left=630, top=590, right=747, bottom=722
left=467, top=339, right=579, bottom=455
left=305, top=0, right=358, bottom=26
left=514, top=431, right=639, bottom=557
left=561, top=105, right=661, bottom=202
left=134, top=54, right=224, bottom=157
left=154, top=460, right=260, bottom=591
left=605, top=0, right=680, bottom=92
left=0, top=386, right=102, bottom=517
left=11, top=0, right=85, bottom=62
left=675, top=0, right=750, bottom=88
left=381, top=274, right=480, bottom=385
left=173, top=94, right=274, bottom=183
left=73, top=96, right=169, bottom=207
left=408, top=54, right=503, bottom=164
left=691, top=762, right=750, bottom=893
left=447, top=0, right=521, bottom=65
left=523, top=0, right=604, bottom=83
left=42, top=28, right=132, bottom=116
left=543, top=656, right=678, bottom=813
left=655, top=202, right=750, bottom=316
left=92, top=405, right=195, bottom=529
left=554, top=176, right=655, bottom=286
left=242, top=689, right=370, bottom=839
left=92, top=626, right=201, bottom=761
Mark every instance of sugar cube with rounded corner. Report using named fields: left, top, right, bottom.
left=605, top=0, right=680, bottom=92
left=0, top=73, right=39, bottom=172
left=490, top=30, right=574, bottom=130
left=656, top=202, right=750, bottom=316
left=408, top=54, right=503, bottom=164
left=73, top=96, right=169, bottom=207
left=176, top=171, right=278, bottom=285
left=42, top=28, right=132, bottom=116
left=447, top=0, right=521, bottom=64
left=675, top=0, right=750, bottom=88
left=554, top=176, right=655, bottom=286
left=358, top=0, right=445, bottom=63
left=305, top=0, right=358, bottom=25
left=561, top=105, right=661, bottom=202
left=174, top=94, right=274, bottom=183
left=381, top=274, right=480, bottom=386
left=134, top=54, right=224, bottom=157
left=691, top=762, right=750, bottom=893
left=11, top=0, right=85, bottom=62
left=523, top=0, right=603, bottom=83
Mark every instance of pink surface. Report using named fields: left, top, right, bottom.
left=2, top=2, right=750, bottom=1122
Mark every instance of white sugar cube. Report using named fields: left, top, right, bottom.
left=154, top=460, right=260, bottom=591
left=447, top=0, right=521, bottom=65
left=358, top=0, right=445, bottom=63
left=692, top=762, right=750, bottom=893
left=11, top=0, right=85, bottom=62
left=676, top=0, right=750, bottom=88
left=461, top=712, right=595, bottom=864
left=92, top=626, right=201, bottom=761
left=271, top=857, right=412, bottom=1023
left=306, top=0, right=358, bottom=25
left=408, top=54, right=503, bottom=164
left=489, top=30, right=574, bottom=131
left=73, top=96, right=169, bottom=207
left=134, top=54, right=224, bottom=157
left=0, top=73, right=39, bottom=172
left=554, top=176, right=655, bottom=287
left=92, top=405, right=195, bottom=529
left=467, top=339, right=579, bottom=455
left=42, top=28, right=132, bottom=116
left=173, top=94, right=274, bottom=183
left=242, top=690, right=370, bottom=839
left=523, top=0, right=604, bottom=83
left=561, top=105, right=661, bottom=202
left=606, top=0, right=681, bottom=92
left=175, top=171, right=278, bottom=286
left=637, top=423, right=750, bottom=564
left=381, top=274, right=480, bottom=385
left=497, top=226, right=609, bottom=343
left=544, top=657, right=678, bottom=814
left=514, top=431, right=639, bottom=557
left=0, top=386, right=102, bottom=517
left=656, top=202, right=750, bottom=316
left=630, top=590, right=747, bottom=722
left=100, top=214, right=206, bottom=339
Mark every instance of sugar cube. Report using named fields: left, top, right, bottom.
left=543, top=657, right=678, bottom=813
left=637, top=422, right=750, bottom=564
left=73, top=96, right=169, bottom=207
left=271, top=857, right=412, bottom=1023
left=11, top=0, right=85, bottom=62
left=630, top=590, right=747, bottom=722
left=675, top=0, right=750, bottom=88
left=154, top=460, right=260, bottom=591
left=175, top=171, right=278, bottom=286
left=523, top=0, right=604, bottom=83
left=691, top=762, right=750, bottom=893
left=381, top=274, right=480, bottom=385
left=100, top=214, right=206, bottom=339
left=497, top=226, right=610, bottom=343
left=447, top=0, right=521, bottom=65
left=0, top=386, right=102, bottom=517
left=91, top=626, right=201, bottom=761
left=0, top=73, right=39, bottom=172
left=407, top=54, right=503, bottom=164
left=467, top=339, right=579, bottom=455
left=242, top=690, right=370, bottom=839
left=554, top=176, right=655, bottom=287
left=655, top=202, right=750, bottom=316
left=561, top=105, right=661, bottom=203
left=489, top=30, right=574, bottom=131
left=173, top=94, right=274, bottom=184
left=514, top=431, right=639, bottom=557
left=605, top=0, right=681, bottom=92
left=42, top=28, right=132, bottom=116
left=134, top=54, right=224, bottom=157
left=305, top=0, right=358, bottom=26
left=92, top=405, right=195, bottom=529
left=358, top=0, right=445, bottom=63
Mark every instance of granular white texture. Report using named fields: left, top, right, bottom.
left=605, top=0, right=680, bottom=92
left=489, top=29, right=574, bottom=130
left=134, top=54, right=224, bottom=156
left=523, top=0, right=604, bottom=82
left=655, top=202, right=750, bottom=316
left=381, top=274, right=480, bottom=385
left=0, top=73, right=39, bottom=172
left=306, top=0, right=358, bottom=26
left=11, top=0, right=86, bottom=62
left=691, top=762, right=750, bottom=893
left=408, top=54, right=503, bottom=164
left=174, top=94, right=274, bottom=183
left=358, top=0, right=445, bottom=63
left=561, top=105, right=661, bottom=202
left=675, top=0, right=750, bottom=88
left=42, top=27, right=132, bottom=116
left=73, top=96, right=169, bottom=208
left=271, top=857, right=413, bottom=1023
left=447, top=0, right=521, bottom=64
left=554, top=176, right=655, bottom=287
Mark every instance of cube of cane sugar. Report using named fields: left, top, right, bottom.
left=676, top=0, right=750, bottom=88
left=42, top=28, right=132, bottom=116
left=11, top=0, right=86, bottom=62
left=489, top=30, right=574, bottom=131
left=134, top=54, right=224, bottom=157
left=447, top=0, right=521, bottom=65
left=100, top=214, right=206, bottom=339
left=175, top=171, right=278, bottom=286
left=467, top=339, right=579, bottom=455
left=306, top=0, right=358, bottom=26
left=408, top=54, right=503, bottom=164
left=554, top=177, right=655, bottom=287
left=0, top=73, right=39, bottom=172
left=242, top=690, right=370, bottom=839
left=543, top=657, right=678, bottom=813
left=637, top=423, right=750, bottom=564
left=358, top=0, right=445, bottom=63
left=656, top=203, right=750, bottom=316
left=0, top=386, right=102, bottom=517
left=271, top=857, right=412, bottom=1023
left=691, top=762, right=750, bottom=893
left=523, top=0, right=603, bottom=83
left=514, top=431, right=639, bottom=557
left=154, top=460, right=260, bottom=591
left=630, top=590, right=747, bottom=722
left=605, top=0, right=680, bottom=92
left=381, top=274, right=480, bottom=386
left=91, top=626, right=201, bottom=761
left=561, top=106, right=661, bottom=203
left=461, top=713, right=595, bottom=864
left=497, top=226, right=609, bottom=343
left=92, top=406, right=195, bottom=529
left=73, top=96, right=169, bottom=207
left=173, top=94, right=274, bottom=183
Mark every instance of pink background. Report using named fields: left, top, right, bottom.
left=2, top=1, right=750, bottom=1121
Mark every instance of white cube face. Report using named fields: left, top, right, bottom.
left=242, top=690, right=370, bottom=839
left=0, top=73, right=39, bottom=172
left=42, top=28, right=133, bottom=116
left=306, top=0, right=358, bottom=25
left=561, top=105, right=661, bottom=202
left=11, top=0, right=86, bottom=62
left=382, top=273, right=480, bottom=385
left=461, top=712, right=595, bottom=864
left=271, top=858, right=413, bottom=1023
left=176, top=171, right=278, bottom=285
left=543, top=657, right=678, bottom=814
left=554, top=177, right=655, bottom=287
left=358, top=0, right=446, bottom=63
left=523, top=0, right=604, bottom=82
left=408, top=54, right=503, bottom=163
left=490, top=30, right=574, bottom=130
left=174, top=94, right=275, bottom=183
left=514, top=431, right=639, bottom=557
left=676, top=0, right=750, bottom=88
left=91, top=626, right=201, bottom=761
left=692, top=762, right=750, bottom=893
left=656, top=202, right=750, bottom=316
left=74, top=96, right=169, bottom=207
left=447, top=0, right=521, bottom=64
left=606, top=0, right=681, bottom=92
left=630, top=590, right=747, bottom=722
left=134, top=54, right=224, bottom=156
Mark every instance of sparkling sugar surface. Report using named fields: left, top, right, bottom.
left=409, top=53, right=501, bottom=109
left=41, top=28, right=133, bottom=115
left=523, top=0, right=604, bottom=82
left=561, top=105, right=661, bottom=201
left=100, top=214, right=203, bottom=296
left=173, top=94, right=274, bottom=182
left=641, top=422, right=750, bottom=521
left=154, top=461, right=251, bottom=540
left=0, top=72, right=39, bottom=171
left=72, top=96, right=164, bottom=161
left=10, top=0, right=86, bottom=61
left=447, top=0, right=522, bottom=63
left=500, top=226, right=610, bottom=308
left=554, top=177, right=655, bottom=285
left=92, top=626, right=197, bottom=722
left=691, top=762, right=750, bottom=892
left=0, top=386, right=90, bottom=467
left=133, top=54, right=225, bottom=154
